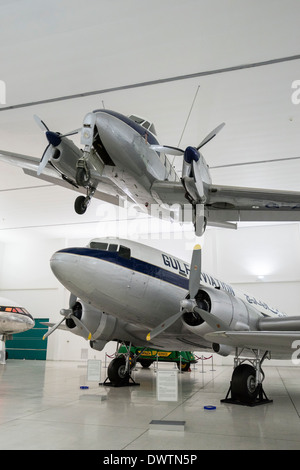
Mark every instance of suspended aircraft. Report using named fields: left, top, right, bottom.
left=2, top=110, right=300, bottom=235
left=0, top=297, right=35, bottom=363
left=44, top=237, right=300, bottom=405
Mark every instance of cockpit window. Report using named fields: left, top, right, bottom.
left=128, top=114, right=157, bottom=136
left=119, top=245, right=131, bottom=259
left=108, top=244, right=118, bottom=252
left=90, top=242, right=108, bottom=250
left=89, top=241, right=131, bottom=259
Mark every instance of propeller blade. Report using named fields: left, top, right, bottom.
left=194, top=306, right=229, bottom=331
left=62, top=302, right=92, bottom=340
left=60, top=129, right=81, bottom=138
left=197, top=122, right=225, bottom=150
left=150, top=145, right=184, bottom=156
left=33, top=114, right=49, bottom=132
left=37, top=145, right=54, bottom=176
left=189, top=244, right=202, bottom=299
left=192, top=159, right=205, bottom=199
left=147, top=310, right=183, bottom=341
left=146, top=244, right=202, bottom=341
left=69, top=293, right=77, bottom=308
left=71, top=316, right=92, bottom=341
left=42, top=317, right=66, bottom=340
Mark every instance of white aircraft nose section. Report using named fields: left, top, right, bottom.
left=50, top=248, right=86, bottom=296
left=50, top=249, right=79, bottom=278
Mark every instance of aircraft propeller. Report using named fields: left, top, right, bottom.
left=147, top=244, right=205, bottom=341
left=43, top=293, right=92, bottom=341
left=33, top=115, right=80, bottom=176
left=150, top=122, right=225, bottom=202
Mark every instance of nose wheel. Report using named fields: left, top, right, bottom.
left=100, top=343, right=140, bottom=387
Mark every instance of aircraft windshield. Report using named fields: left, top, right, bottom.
left=89, top=242, right=131, bottom=259
left=128, top=115, right=157, bottom=136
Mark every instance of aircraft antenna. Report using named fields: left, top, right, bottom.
left=177, top=84, right=200, bottom=148
left=171, top=85, right=200, bottom=170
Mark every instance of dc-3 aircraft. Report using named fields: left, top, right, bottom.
left=2, top=110, right=300, bottom=235
left=0, top=297, right=35, bottom=364
left=44, top=237, right=300, bottom=405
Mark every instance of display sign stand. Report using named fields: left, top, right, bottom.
left=150, top=369, right=185, bottom=431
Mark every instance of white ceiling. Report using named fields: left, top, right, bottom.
left=1, top=0, right=300, bottom=241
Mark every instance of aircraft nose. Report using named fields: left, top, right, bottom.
left=50, top=249, right=79, bottom=281
left=50, top=248, right=85, bottom=297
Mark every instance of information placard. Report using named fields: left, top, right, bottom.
left=156, top=370, right=178, bottom=401
left=87, top=359, right=101, bottom=382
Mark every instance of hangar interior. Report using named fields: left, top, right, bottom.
left=1, top=0, right=300, bottom=451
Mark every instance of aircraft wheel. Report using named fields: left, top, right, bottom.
left=107, top=356, right=129, bottom=385
left=177, top=361, right=190, bottom=372
left=139, top=359, right=153, bottom=368
left=231, top=363, right=259, bottom=404
left=76, top=167, right=89, bottom=187
left=74, top=196, right=87, bottom=215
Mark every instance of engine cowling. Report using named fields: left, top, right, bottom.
left=182, top=286, right=260, bottom=337
left=48, top=137, right=83, bottom=184
left=65, top=300, right=117, bottom=344
left=212, top=343, right=233, bottom=357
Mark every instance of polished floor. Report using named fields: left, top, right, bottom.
left=0, top=358, right=300, bottom=450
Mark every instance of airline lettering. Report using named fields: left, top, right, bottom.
left=244, top=294, right=285, bottom=316
left=161, top=254, right=235, bottom=295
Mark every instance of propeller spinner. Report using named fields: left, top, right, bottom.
left=43, top=293, right=91, bottom=341
left=33, top=114, right=80, bottom=176
left=150, top=122, right=225, bottom=204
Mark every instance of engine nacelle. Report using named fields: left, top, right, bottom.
left=65, top=300, right=117, bottom=343
left=182, top=286, right=260, bottom=336
left=48, top=137, right=83, bottom=184
left=212, top=343, right=234, bottom=357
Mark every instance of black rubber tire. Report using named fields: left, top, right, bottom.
left=177, top=361, right=190, bottom=372
left=76, top=167, right=89, bottom=187
left=231, top=363, right=259, bottom=404
left=74, top=195, right=87, bottom=215
left=139, top=359, right=153, bottom=368
left=107, top=356, right=129, bottom=385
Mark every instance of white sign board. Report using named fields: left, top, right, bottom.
left=156, top=370, right=178, bottom=401
left=87, top=359, right=101, bottom=382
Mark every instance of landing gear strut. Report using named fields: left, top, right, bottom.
left=74, top=151, right=96, bottom=215
left=221, top=349, right=273, bottom=406
left=101, top=343, right=141, bottom=387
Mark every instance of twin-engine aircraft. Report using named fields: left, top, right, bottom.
left=1, top=110, right=300, bottom=234
left=44, top=237, right=300, bottom=405
left=0, top=297, right=35, bottom=363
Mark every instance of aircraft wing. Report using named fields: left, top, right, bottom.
left=0, top=149, right=123, bottom=207
left=150, top=180, right=187, bottom=205
left=205, top=330, right=300, bottom=354
left=151, top=179, right=300, bottom=224
left=206, top=184, right=300, bottom=224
